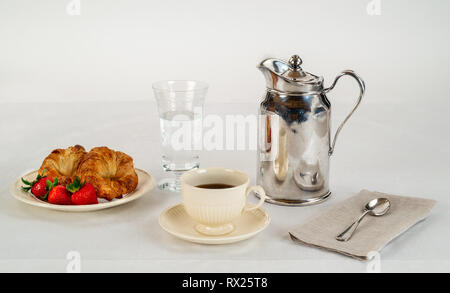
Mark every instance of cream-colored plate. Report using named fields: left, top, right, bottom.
left=159, top=203, right=270, bottom=244
left=10, top=168, right=155, bottom=212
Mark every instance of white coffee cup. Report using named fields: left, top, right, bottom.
left=180, top=167, right=266, bottom=236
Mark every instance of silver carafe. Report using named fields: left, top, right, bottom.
left=257, top=54, right=365, bottom=206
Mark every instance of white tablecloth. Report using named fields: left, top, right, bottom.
left=0, top=101, right=448, bottom=272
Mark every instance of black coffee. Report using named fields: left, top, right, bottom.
left=195, top=183, right=235, bottom=189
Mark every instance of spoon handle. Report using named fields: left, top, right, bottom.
left=336, top=210, right=370, bottom=242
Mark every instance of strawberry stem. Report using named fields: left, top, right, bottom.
left=66, top=176, right=84, bottom=193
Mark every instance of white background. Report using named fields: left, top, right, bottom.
left=1, top=0, right=449, bottom=105
left=1, top=0, right=450, bottom=273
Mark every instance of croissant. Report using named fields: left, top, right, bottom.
left=76, top=147, right=138, bottom=200
left=39, top=145, right=87, bottom=185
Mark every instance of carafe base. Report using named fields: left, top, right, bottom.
left=254, top=191, right=331, bottom=207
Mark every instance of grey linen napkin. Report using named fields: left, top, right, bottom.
left=289, top=189, right=436, bottom=260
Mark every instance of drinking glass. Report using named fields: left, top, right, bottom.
left=153, top=80, right=208, bottom=192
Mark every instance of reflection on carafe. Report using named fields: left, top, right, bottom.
left=293, top=122, right=326, bottom=192
left=294, top=160, right=324, bottom=191
left=273, top=126, right=288, bottom=182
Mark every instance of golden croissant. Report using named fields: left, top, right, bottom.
left=39, top=145, right=87, bottom=185
left=76, top=146, right=138, bottom=200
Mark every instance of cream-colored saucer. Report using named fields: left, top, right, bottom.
left=159, top=203, right=270, bottom=244
left=10, top=168, right=155, bottom=212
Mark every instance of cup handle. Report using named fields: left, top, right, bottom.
left=243, top=185, right=266, bottom=212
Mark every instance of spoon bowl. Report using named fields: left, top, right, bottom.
left=366, top=198, right=391, bottom=216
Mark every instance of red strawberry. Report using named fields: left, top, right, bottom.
left=21, top=169, right=55, bottom=200
left=67, top=177, right=98, bottom=205
left=48, top=185, right=72, bottom=205
left=71, top=183, right=98, bottom=205
left=31, top=177, right=52, bottom=198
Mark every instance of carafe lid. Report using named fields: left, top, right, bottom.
left=258, top=54, right=324, bottom=94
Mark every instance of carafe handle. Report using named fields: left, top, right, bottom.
left=324, top=70, right=365, bottom=156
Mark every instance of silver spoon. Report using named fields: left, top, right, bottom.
left=336, top=198, right=391, bottom=242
